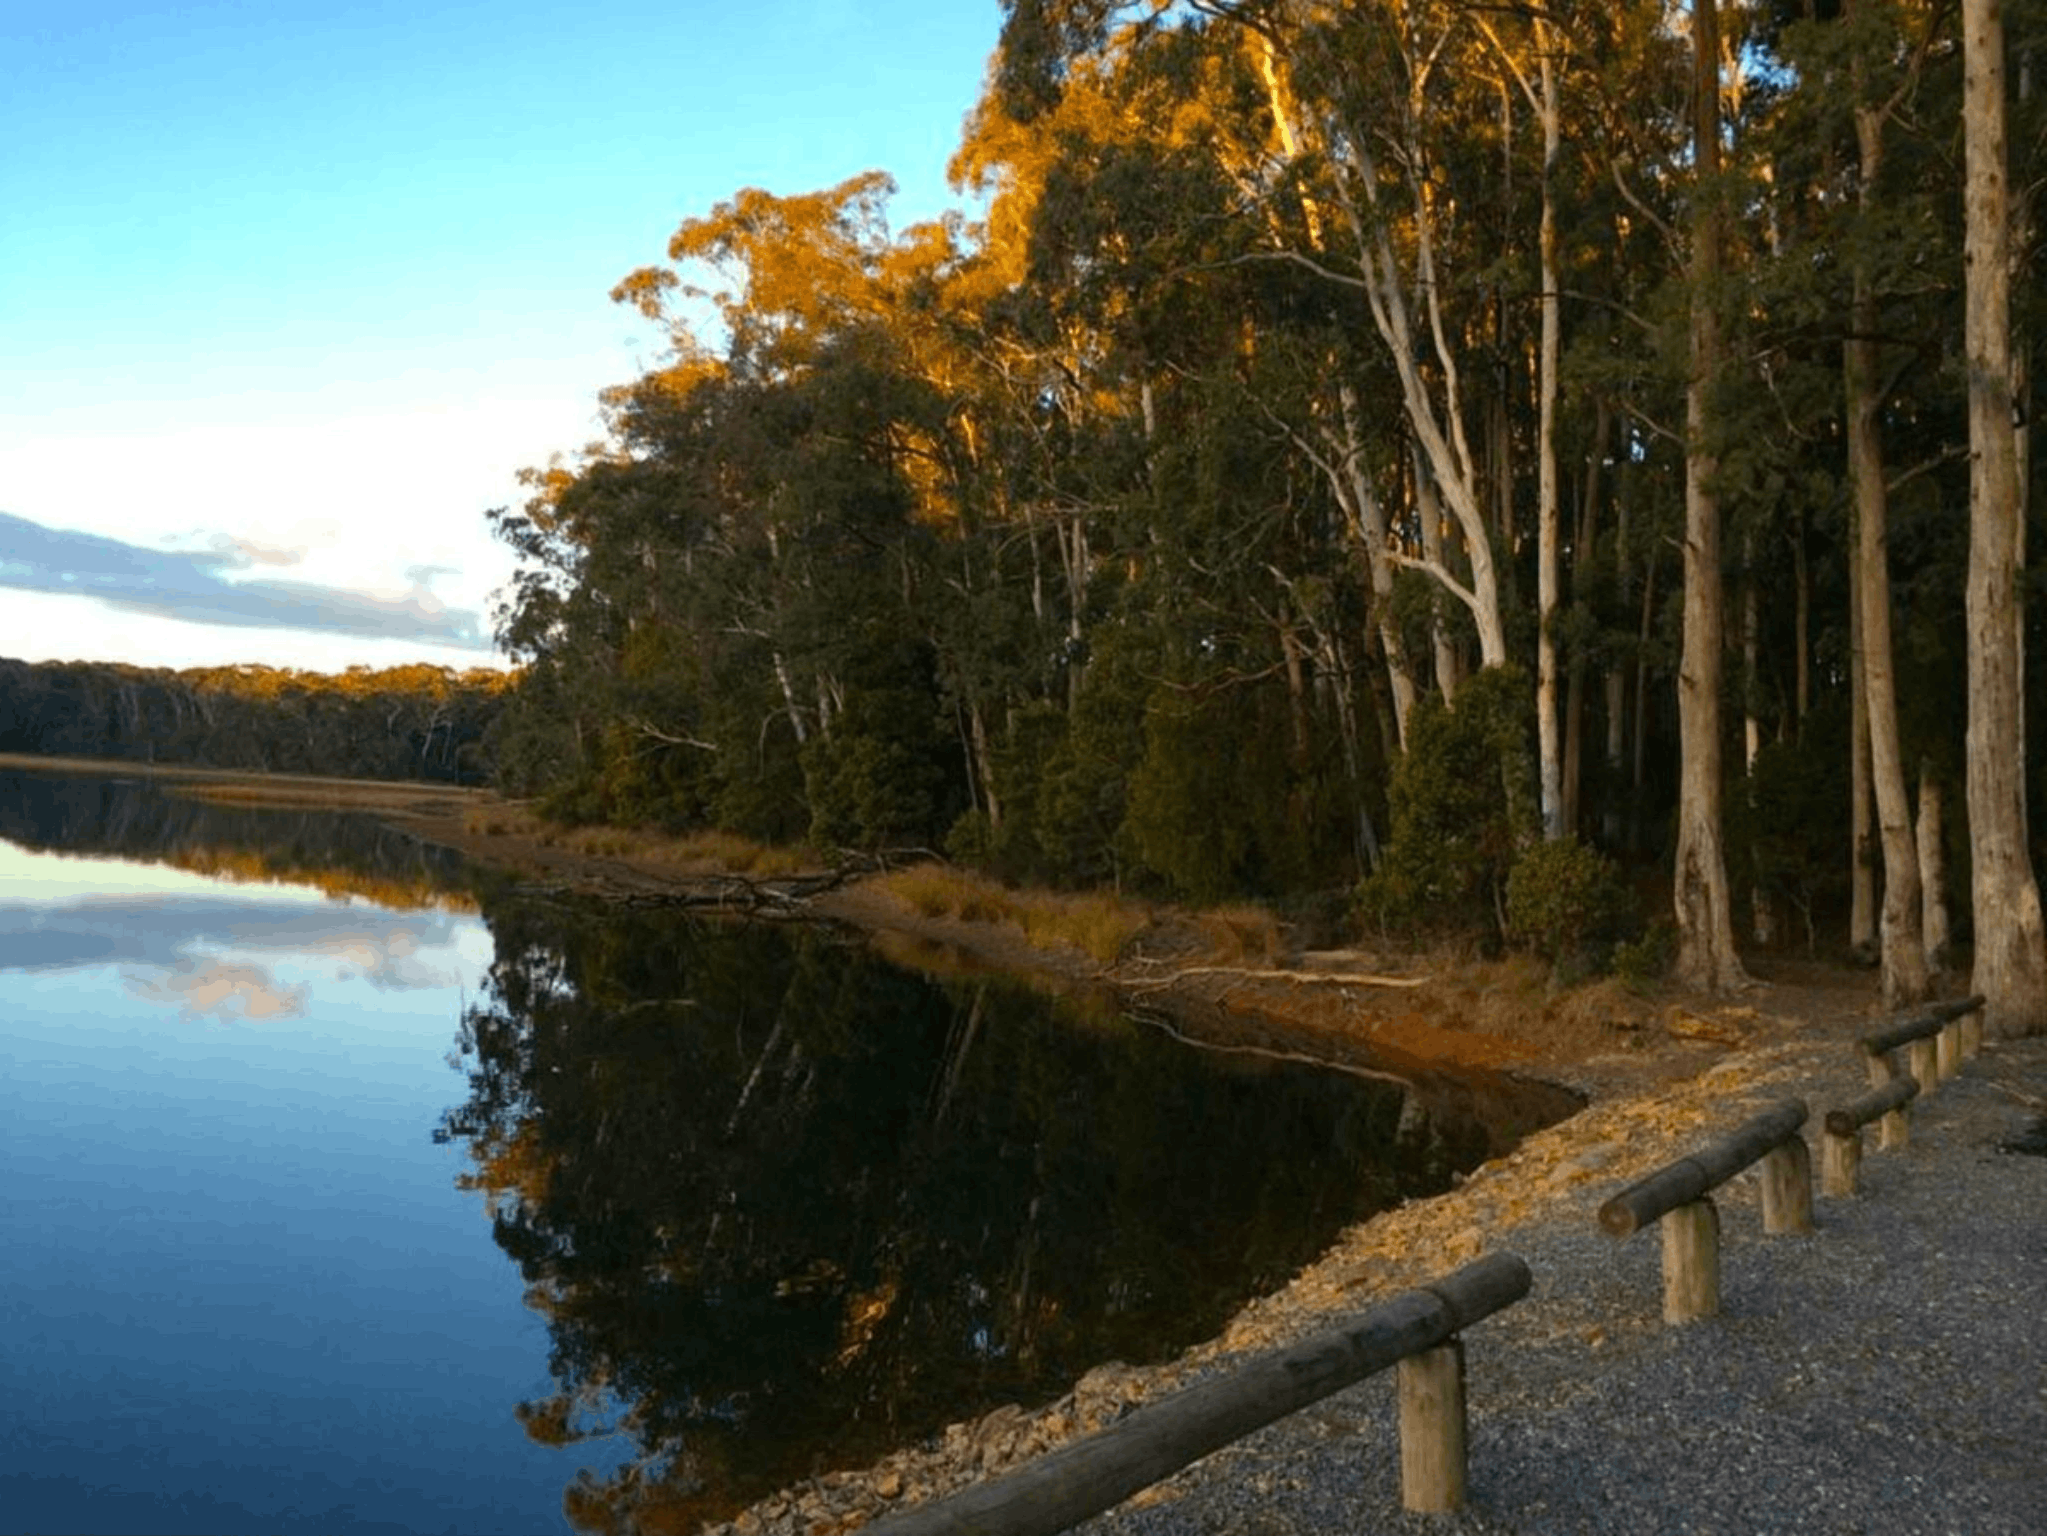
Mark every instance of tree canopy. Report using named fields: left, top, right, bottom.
left=486, top=0, right=2044, bottom=983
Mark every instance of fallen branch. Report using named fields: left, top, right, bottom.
left=1124, top=1007, right=1415, bottom=1091
left=1124, top=964, right=1428, bottom=994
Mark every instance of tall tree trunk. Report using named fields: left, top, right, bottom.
left=1844, top=20, right=1929, bottom=1005
left=1744, top=540, right=1778, bottom=947
left=1790, top=514, right=1811, bottom=727
left=1916, top=762, right=1951, bottom=969
left=1535, top=48, right=1564, bottom=840
left=1566, top=401, right=1611, bottom=843
left=1245, top=33, right=1490, bottom=720
left=1849, top=571, right=1877, bottom=953
left=1606, top=447, right=1631, bottom=848
left=1632, top=547, right=1657, bottom=855
left=1962, top=0, right=2047, bottom=1035
left=1343, top=385, right=1421, bottom=745
left=1413, top=446, right=1465, bottom=702
left=1673, top=0, right=1748, bottom=993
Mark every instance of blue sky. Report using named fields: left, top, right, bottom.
left=1, top=0, right=999, bottom=672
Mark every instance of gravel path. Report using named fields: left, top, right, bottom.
left=1075, top=1034, right=2046, bottom=1536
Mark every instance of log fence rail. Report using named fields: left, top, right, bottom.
left=1821, top=1076, right=1920, bottom=1196
left=1858, top=995, right=1986, bottom=1091
left=856, top=994, right=1992, bottom=1533
left=1597, top=1099, right=1813, bottom=1323
left=859, top=1253, right=1530, bottom=1536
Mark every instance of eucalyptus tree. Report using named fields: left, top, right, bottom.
left=1960, top=0, right=2045, bottom=1034
left=1764, top=0, right=1958, bottom=1002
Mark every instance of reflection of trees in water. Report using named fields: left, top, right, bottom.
left=441, top=896, right=1465, bottom=1532
left=0, top=770, right=474, bottom=909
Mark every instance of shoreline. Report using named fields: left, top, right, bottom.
left=17, top=753, right=2018, bottom=1532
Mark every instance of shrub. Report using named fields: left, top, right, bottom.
left=1506, top=837, right=1626, bottom=974
left=1610, top=920, right=1677, bottom=989
left=1357, top=666, right=1537, bottom=944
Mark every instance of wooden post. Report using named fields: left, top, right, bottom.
left=1661, top=1199, right=1720, bottom=1323
left=857, top=1254, right=1531, bottom=1536
left=1398, top=1338, right=1467, bottom=1513
left=1821, top=1127, right=1862, bottom=1197
left=1879, top=1099, right=1911, bottom=1150
left=1599, top=1101, right=1810, bottom=1237
left=1863, top=1047, right=1895, bottom=1089
left=1936, top=1024, right=1960, bottom=1080
left=1907, top=1036, right=1939, bottom=1094
left=1961, top=1005, right=1983, bottom=1058
left=1760, top=1137, right=1814, bottom=1233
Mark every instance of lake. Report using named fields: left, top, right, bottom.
left=0, top=768, right=1538, bottom=1534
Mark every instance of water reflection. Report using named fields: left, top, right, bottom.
left=441, top=895, right=1477, bottom=1532
left=0, top=770, right=576, bottom=1535
left=0, top=767, right=473, bottom=910
left=0, top=766, right=1559, bottom=1536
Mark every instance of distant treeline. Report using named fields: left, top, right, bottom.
left=0, top=657, right=509, bottom=784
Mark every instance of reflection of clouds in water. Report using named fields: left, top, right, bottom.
left=124, top=957, right=311, bottom=1022
left=298, top=925, right=460, bottom=991
left=0, top=896, right=464, bottom=988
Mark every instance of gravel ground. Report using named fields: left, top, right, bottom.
left=1074, top=1035, right=2046, bottom=1536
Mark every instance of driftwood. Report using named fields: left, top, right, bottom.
left=511, top=867, right=855, bottom=915
left=860, top=1253, right=1531, bottom=1536
left=1125, top=964, right=1428, bottom=994
left=1599, top=1100, right=1810, bottom=1237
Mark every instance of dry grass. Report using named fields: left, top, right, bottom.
left=457, top=807, right=812, bottom=877
left=871, top=866, right=1152, bottom=967
left=1191, top=902, right=1286, bottom=966
left=1015, top=894, right=1152, bottom=967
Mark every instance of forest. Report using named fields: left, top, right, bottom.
left=476, top=0, right=2041, bottom=1025
left=0, top=657, right=507, bottom=784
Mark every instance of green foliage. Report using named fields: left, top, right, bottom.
left=801, top=641, right=960, bottom=851
left=1505, top=837, right=1627, bottom=976
left=471, top=1, right=2034, bottom=948
left=1610, top=921, right=1677, bottom=990
left=1357, top=667, right=1538, bottom=944
left=1725, top=718, right=1850, bottom=946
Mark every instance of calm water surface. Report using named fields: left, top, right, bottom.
left=0, top=770, right=1525, bottom=1534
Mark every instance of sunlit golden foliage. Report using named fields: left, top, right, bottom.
left=161, top=846, right=477, bottom=913
left=872, top=865, right=1151, bottom=966
left=464, top=802, right=813, bottom=879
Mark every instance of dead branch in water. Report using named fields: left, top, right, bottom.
left=1123, top=1006, right=1415, bottom=1090
left=1121, top=963, right=1429, bottom=995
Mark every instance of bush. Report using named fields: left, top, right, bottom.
left=1357, top=666, right=1537, bottom=944
left=1506, top=837, right=1626, bottom=976
left=1610, top=920, right=1677, bottom=989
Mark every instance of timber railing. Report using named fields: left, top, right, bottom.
left=859, top=1252, right=1531, bottom=1536
left=1598, top=1099, right=1812, bottom=1324
left=1820, top=1077, right=1920, bottom=1196
left=1856, top=994, right=1986, bottom=1093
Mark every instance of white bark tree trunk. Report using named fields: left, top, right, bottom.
left=1534, top=49, right=1565, bottom=841
left=1916, top=763, right=1951, bottom=968
left=1673, top=0, right=1748, bottom=994
left=1849, top=573, right=1877, bottom=954
left=1961, top=0, right=2046, bottom=1036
